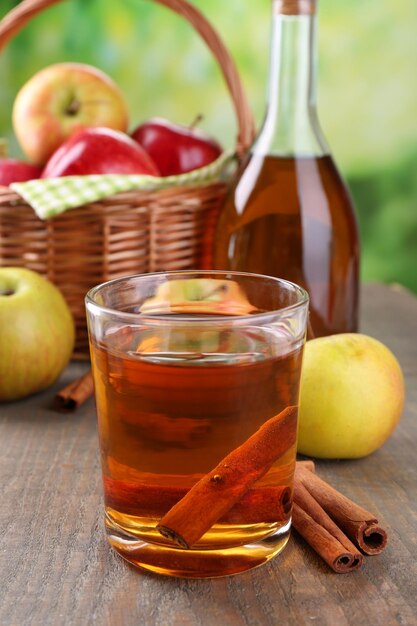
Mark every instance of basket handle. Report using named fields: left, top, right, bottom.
left=0, top=0, right=256, bottom=155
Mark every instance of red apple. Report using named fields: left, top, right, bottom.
left=131, top=117, right=222, bottom=176
left=13, top=62, right=129, bottom=165
left=42, top=127, right=160, bottom=178
left=0, top=159, right=42, bottom=186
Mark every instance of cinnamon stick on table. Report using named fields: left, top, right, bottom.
left=157, top=405, right=298, bottom=548
left=53, top=370, right=94, bottom=413
left=292, top=477, right=363, bottom=573
left=295, top=465, right=388, bottom=555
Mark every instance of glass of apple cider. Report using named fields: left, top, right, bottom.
left=86, top=271, right=308, bottom=578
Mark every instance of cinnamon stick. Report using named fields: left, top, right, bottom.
left=104, top=476, right=291, bottom=524
left=292, top=480, right=363, bottom=572
left=296, top=465, right=388, bottom=555
left=53, top=370, right=94, bottom=412
left=292, top=504, right=362, bottom=573
left=297, top=459, right=315, bottom=473
left=157, top=405, right=298, bottom=548
left=104, top=461, right=314, bottom=521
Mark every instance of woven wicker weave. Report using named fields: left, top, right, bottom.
left=0, top=0, right=255, bottom=358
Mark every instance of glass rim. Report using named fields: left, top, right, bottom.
left=85, top=270, right=309, bottom=326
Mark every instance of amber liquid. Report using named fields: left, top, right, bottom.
left=91, top=323, right=303, bottom=577
left=214, top=155, right=359, bottom=336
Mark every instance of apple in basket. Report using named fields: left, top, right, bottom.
left=42, top=127, right=160, bottom=178
left=12, top=62, right=129, bottom=165
left=0, top=159, right=42, bottom=186
left=131, top=117, right=222, bottom=176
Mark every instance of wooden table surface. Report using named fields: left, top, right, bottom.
left=1, top=283, right=416, bottom=626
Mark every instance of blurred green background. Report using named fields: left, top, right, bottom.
left=1, top=0, right=416, bottom=291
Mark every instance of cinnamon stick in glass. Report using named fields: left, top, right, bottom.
left=104, top=476, right=291, bottom=524
left=296, top=465, right=388, bottom=555
left=104, top=461, right=313, bottom=521
left=157, top=405, right=298, bottom=548
left=53, top=370, right=94, bottom=412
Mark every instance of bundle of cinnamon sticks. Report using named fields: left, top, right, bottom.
left=56, top=373, right=388, bottom=573
left=292, top=462, right=387, bottom=572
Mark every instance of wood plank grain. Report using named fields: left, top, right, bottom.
left=0, top=284, right=416, bottom=626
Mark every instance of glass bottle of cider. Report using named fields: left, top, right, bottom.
left=214, top=0, right=360, bottom=336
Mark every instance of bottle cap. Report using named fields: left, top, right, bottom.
left=274, top=0, right=316, bottom=15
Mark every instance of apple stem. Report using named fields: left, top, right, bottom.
left=66, top=99, right=81, bottom=116
left=189, top=114, right=204, bottom=130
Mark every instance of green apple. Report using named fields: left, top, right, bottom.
left=12, top=62, right=129, bottom=165
left=0, top=267, right=75, bottom=401
left=298, top=333, right=405, bottom=459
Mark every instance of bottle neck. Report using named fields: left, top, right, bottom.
left=254, top=3, right=328, bottom=157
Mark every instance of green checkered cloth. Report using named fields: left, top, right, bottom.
left=11, top=150, right=235, bottom=220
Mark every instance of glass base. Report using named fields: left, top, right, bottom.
left=105, top=515, right=292, bottom=578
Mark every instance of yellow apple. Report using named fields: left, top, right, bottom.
left=297, top=333, right=405, bottom=459
left=12, top=62, right=128, bottom=165
left=0, top=267, right=75, bottom=401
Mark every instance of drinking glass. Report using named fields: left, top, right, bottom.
left=86, top=270, right=308, bottom=578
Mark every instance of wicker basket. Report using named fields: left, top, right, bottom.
left=0, top=0, right=255, bottom=358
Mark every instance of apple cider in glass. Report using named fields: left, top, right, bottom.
left=86, top=272, right=308, bottom=578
